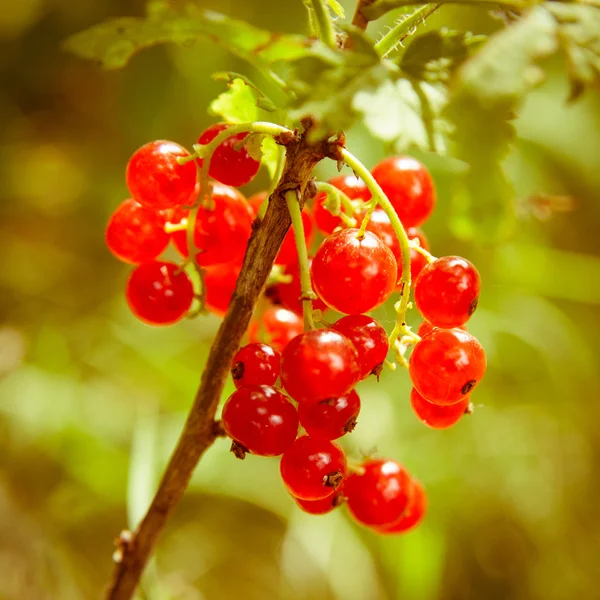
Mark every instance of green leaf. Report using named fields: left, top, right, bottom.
left=212, top=72, right=277, bottom=111
left=399, top=29, right=486, bottom=83
left=261, top=136, right=281, bottom=178
left=209, top=77, right=276, bottom=123
left=244, top=133, right=266, bottom=162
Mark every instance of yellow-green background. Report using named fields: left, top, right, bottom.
left=2, top=1, right=600, bottom=599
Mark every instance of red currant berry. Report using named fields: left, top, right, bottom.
left=281, top=328, right=360, bottom=404
left=204, top=262, right=241, bottom=316
left=248, top=191, right=267, bottom=216
left=345, top=459, right=412, bottom=527
left=248, top=307, right=304, bottom=353
left=332, top=314, right=389, bottom=379
left=171, top=183, right=253, bottom=267
left=313, top=174, right=370, bottom=234
left=410, top=387, right=470, bottom=429
left=126, top=261, right=194, bottom=325
left=280, top=435, right=347, bottom=500
left=371, top=156, right=435, bottom=228
left=275, top=211, right=314, bottom=267
left=277, top=259, right=327, bottom=316
left=196, top=123, right=260, bottom=187
left=222, top=385, right=298, bottom=457
left=298, top=390, right=361, bottom=440
left=105, top=199, right=169, bottom=264
left=231, top=343, right=281, bottom=389
left=414, top=256, right=481, bottom=328
left=409, top=327, right=486, bottom=405
left=126, top=140, right=197, bottom=210
left=377, top=479, right=427, bottom=534
left=293, top=485, right=345, bottom=515
left=311, top=229, right=397, bottom=314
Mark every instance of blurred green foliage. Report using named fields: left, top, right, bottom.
left=1, top=1, right=600, bottom=599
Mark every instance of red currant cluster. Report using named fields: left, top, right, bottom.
left=105, top=123, right=487, bottom=535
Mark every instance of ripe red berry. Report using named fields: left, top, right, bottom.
left=126, top=140, right=197, bottom=210
left=414, top=256, right=481, bottom=328
left=277, top=259, right=327, bottom=316
left=248, top=191, right=267, bottom=216
left=409, top=328, right=486, bottom=405
left=311, top=229, right=397, bottom=314
left=332, top=315, right=389, bottom=379
left=248, top=307, right=304, bottom=353
left=377, top=479, right=427, bottom=534
left=231, top=343, right=281, bottom=389
left=293, top=485, right=345, bottom=515
left=410, top=387, right=470, bottom=429
left=196, top=123, right=260, bottom=187
left=221, top=385, right=298, bottom=457
left=313, top=174, right=370, bottom=234
left=126, top=261, right=194, bottom=325
left=275, top=210, right=314, bottom=266
left=345, top=459, right=412, bottom=527
left=298, top=390, right=361, bottom=440
left=171, top=183, right=253, bottom=267
left=204, top=262, right=241, bottom=316
left=105, top=199, right=169, bottom=264
left=280, top=435, right=347, bottom=500
left=371, top=156, right=435, bottom=228
left=281, top=329, right=360, bottom=404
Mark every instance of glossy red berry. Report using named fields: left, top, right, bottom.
left=248, top=190, right=267, bottom=216
left=371, top=156, right=435, bottom=228
left=409, top=328, right=486, bottom=405
left=126, top=261, right=194, bottom=325
left=377, top=479, right=427, bottom=534
left=105, top=199, right=169, bottom=264
left=298, top=390, right=361, bottom=441
left=414, top=256, right=481, bottom=328
left=345, top=459, right=412, bottom=527
left=171, top=183, right=253, bottom=267
left=126, top=140, right=197, bottom=210
left=410, top=387, right=470, bottom=429
left=293, top=485, right=345, bottom=515
left=281, top=329, right=360, bottom=405
left=221, top=385, right=298, bottom=457
left=332, top=315, right=389, bottom=379
left=280, top=435, right=347, bottom=500
left=248, top=307, right=304, bottom=353
left=203, top=262, right=241, bottom=316
left=275, top=211, right=314, bottom=266
left=196, top=123, right=260, bottom=187
left=231, top=343, right=281, bottom=389
left=313, top=174, right=370, bottom=234
left=277, top=259, right=327, bottom=316
left=311, top=229, right=397, bottom=314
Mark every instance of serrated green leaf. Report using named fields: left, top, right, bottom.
left=400, top=29, right=486, bottom=83
left=209, top=77, right=273, bottom=123
left=327, top=0, right=346, bottom=18
left=212, top=72, right=277, bottom=112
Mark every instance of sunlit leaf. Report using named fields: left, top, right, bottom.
left=209, top=77, right=274, bottom=123
left=327, top=0, right=346, bottom=18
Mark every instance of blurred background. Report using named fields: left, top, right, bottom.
left=2, top=0, right=600, bottom=599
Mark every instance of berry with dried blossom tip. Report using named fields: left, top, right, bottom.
left=203, top=261, right=241, bottom=316
left=280, top=328, right=360, bottom=405
left=277, top=259, right=327, bottom=316
left=196, top=123, right=260, bottom=187
left=126, top=261, right=194, bottom=325
left=414, top=256, right=481, bottom=328
left=311, top=229, right=397, bottom=315
left=313, top=174, right=371, bottom=234
left=376, top=479, right=427, bottom=534
left=345, top=458, right=412, bottom=527
left=248, top=307, right=304, bottom=353
left=410, top=387, right=470, bottom=429
left=126, top=140, right=197, bottom=210
left=231, top=343, right=281, bottom=389
left=298, top=390, right=361, bottom=441
left=332, top=314, right=389, bottom=379
left=293, top=485, right=345, bottom=515
left=280, top=435, right=347, bottom=500
left=221, top=385, right=298, bottom=457
left=171, top=183, right=253, bottom=267
left=371, top=156, right=436, bottom=228
left=105, top=198, right=170, bottom=264
left=409, top=327, right=486, bottom=405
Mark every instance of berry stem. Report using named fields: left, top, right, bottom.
left=185, top=205, right=208, bottom=312
left=285, top=190, right=316, bottom=331
left=373, top=4, right=441, bottom=57
left=316, top=181, right=358, bottom=227
left=307, top=0, right=338, bottom=49
left=410, top=239, right=436, bottom=263
left=339, top=148, right=414, bottom=365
